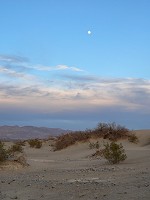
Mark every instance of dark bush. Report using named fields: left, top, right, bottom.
left=54, top=131, right=91, bottom=151
left=0, top=141, right=8, bottom=163
left=102, top=142, right=127, bottom=164
left=8, top=143, right=23, bottom=155
left=89, top=141, right=100, bottom=150
left=15, top=140, right=26, bottom=146
left=95, top=122, right=129, bottom=141
left=0, top=141, right=29, bottom=167
left=128, top=133, right=139, bottom=144
left=28, top=139, right=42, bottom=148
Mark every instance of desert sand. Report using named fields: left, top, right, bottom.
left=0, top=130, right=150, bottom=200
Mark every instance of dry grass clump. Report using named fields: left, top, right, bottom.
left=27, top=139, right=42, bottom=148
left=128, top=133, right=139, bottom=144
left=15, top=140, right=26, bottom=146
left=89, top=141, right=100, bottom=150
left=0, top=140, right=28, bottom=167
left=54, top=131, right=91, bottom=151
left=101, top=142, right=127, bottom=164
left=94, top=122, right=130, bottom=141
left=90, top=141, right=127, bottom=164
left=54, top=122, right=137, bottom=151
left=0, top=141, right=8, bottom=163
left=7, top=143, right=23, bottom=154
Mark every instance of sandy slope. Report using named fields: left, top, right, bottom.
left=0, top=130, right=150, bottom=200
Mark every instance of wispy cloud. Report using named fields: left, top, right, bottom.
left=0, top=65, right=35, bottom=80
left=27, top=64, right=84, bottom=72
left=0, top=55, right=28, bottom=63
left=0, top=54, right=84, bottom=72
left=0, top=54, right=84, bottom=86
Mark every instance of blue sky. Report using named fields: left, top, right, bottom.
left=0, top=0, right=150, bottom=130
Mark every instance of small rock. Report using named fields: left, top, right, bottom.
left=79, top=194, right=85, bottom=198
left=10, top=196, right=18, bottom=199
left=8, top=179, right=16, bottom=184
left=26, top=184, right=31, bottom=187
left=145, top=184, right=149, bottom=187
left=1, top=181, right=5, bottom=183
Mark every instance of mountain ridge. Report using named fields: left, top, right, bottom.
left=0, top=125, right=71, bottom=140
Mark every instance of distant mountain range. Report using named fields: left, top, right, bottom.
left=0, top=125, right=71, bottom=140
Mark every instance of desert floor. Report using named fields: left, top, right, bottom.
left=0, top=130, right=150, bottom=200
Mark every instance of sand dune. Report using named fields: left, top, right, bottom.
left=133, top=130, right=150, bottom=146
left=0, top=130, right=150, bottom=200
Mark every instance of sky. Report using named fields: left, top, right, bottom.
left=0, top=0, right=150, bottom=130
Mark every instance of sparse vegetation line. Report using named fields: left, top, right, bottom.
left=54, top=122, right=138, bottom=151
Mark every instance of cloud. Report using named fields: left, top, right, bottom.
left=0, top=65, right=35, bottom=80
left=0, top=65, right=36, bottom=83
left=0, top=54, right=85, bottom=89
left=0, top=54, right=84, bottom=83
left=0, top=84, right=46, bottom=98
left=1, top=73, right=150, bottom=113
left=0, top=54, right=150, bottom=129
left=0, top=55, right=28, bottom=63
left=61, top=74, right=98, bottom=82
left=51, top=65, right=83, bottom=72
left=26, top=64, right=84, bottom=72
left=60, top=75, right=150, bottom=109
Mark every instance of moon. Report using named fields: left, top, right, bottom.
left=87, top=30, right=92, bottom=35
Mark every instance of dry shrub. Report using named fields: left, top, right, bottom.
left=28, top=139, right=42, bottom=148
left=0, top=141, right=8, bottom=163
left=102, top=142, right=127, bottom=164
left=89, top=141, right=100, bottom=150
left=54, top=122, right=132, bottom=151
left=128, top=133, right=139, bottom=144
left=54, top=131, right=90, bottom=151
left=0, top=141, right=29, bottom=167
left=7, top=143, right=23, bottom=155
left=15, top=140, right=26, bottom=146
left=95, top=122, right=130, bottom=141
